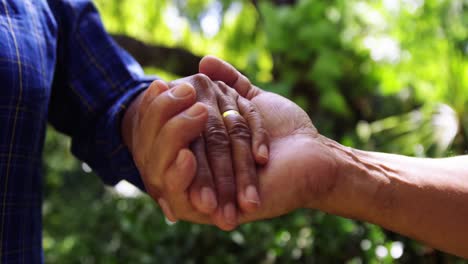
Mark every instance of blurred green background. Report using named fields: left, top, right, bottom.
left=43, top=0, right=468, bottom=263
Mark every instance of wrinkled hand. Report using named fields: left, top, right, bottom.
left=168, top=74, right=269, bottom=230
left=122, top=74, right=269, bottom=230
left=200, top=56, right=340, bottom=222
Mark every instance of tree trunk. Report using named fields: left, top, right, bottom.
left=111, top=34, right=202, bottom=78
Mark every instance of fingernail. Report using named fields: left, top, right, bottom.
left=245, top=185, right=260, bottom=205
left=223, top=203, right=237, bottom=226
left=258, top=144, right=269, bottom=160
left=158, top=198, right=177, bottom=222
left=185, top=103, right=206, bottom=118
left=170, top=84, right=193, bottom=98
left=201, top=187, right=217, bottom=210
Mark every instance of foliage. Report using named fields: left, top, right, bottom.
left=43, top=0, right=468, bottom=263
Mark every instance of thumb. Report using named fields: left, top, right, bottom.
left=199, top=55, right=261, bottom=99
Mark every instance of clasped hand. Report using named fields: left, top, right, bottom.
left=123, top=57, right=339, bottom=231
left=123, top=72, right=269, bottom=230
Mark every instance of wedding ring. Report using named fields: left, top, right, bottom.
left=222, top=110, right=240, bottom=118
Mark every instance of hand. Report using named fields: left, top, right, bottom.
left=122, top=81, right=211, bottom=225
left=168, top=74, right=269, bottom=230
left=199, top=56, right=340, bottom=222
left=122, top=75, right=269, bottom=230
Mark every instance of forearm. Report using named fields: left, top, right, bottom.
left=320, top=140, right=468, bottom=258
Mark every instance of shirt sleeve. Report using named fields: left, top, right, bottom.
left=47, top=0, right=156, bottom=190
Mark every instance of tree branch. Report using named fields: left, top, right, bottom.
left=111, top=34, right=202, bottom=77
left=272, top=0, right=297, bottom=5
left=255, top=0, right=296, bottom=6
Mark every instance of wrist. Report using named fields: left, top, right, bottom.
left=312, top=139, right=392, bottom=221
left=121, top=89, right=146, bottom=153
left=299, top=135, right=344, bottom=212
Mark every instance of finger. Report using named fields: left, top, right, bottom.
left=140, top=80, right=169, bottom=111
left=133, top=80, right=169, bottom=132
left=199, top=58, right=268, bottom=162
left=237, top=96, right=270, bottom=164
left=161, top=148, right=212, bottom=225
left=158, top=198, right=178, bottom=222
left=167, top=149, right=197, bottom=193
left=144, top=102, right=208, bottom=197
left=143, top=82, right=197, bottom=133
left=167, top=74, right=211, bottom=95
left=203, top=105, right=238, bottom=230
left=199, top=55, right=260, bottom=99
left=223, top=112, right=261, bottom=213
left=154, top=102, right=209, bottom=175
left=171, top=74, right=240, bottom=230
left=132, top=81, right=169, bottom=158
left=152, top=104, right=210, bottom=224
left=138, top=83, right=197, bottom=165
left=216, top=82, right=260, bottom=213
left=188, top=137, right=218, bottom=214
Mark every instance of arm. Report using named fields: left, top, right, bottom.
left=324, top=146, right=468, bottom=258
left=48, top=0, right=153, bottom=189
left=200, top=55, right=468, bottom=258
left=47, top=1, right=268, bottom=230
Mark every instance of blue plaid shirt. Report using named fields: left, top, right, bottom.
left=0, top=0, right=153, bottom=262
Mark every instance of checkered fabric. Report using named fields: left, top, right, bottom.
left=0, top=0, right=153, bottom=262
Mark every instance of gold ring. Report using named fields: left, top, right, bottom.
left=222, top=110, right=240, bottom=118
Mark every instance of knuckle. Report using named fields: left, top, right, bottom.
left=192, top=74, right=214, bottom=98
left=226, top=87, right=239, bottom=98
left=217, top=95, right=232, bottom=109
left=244, top=102, right=257, bottom=117
left=193, top=73, right=211, bottom=87
left=243, top=103, right=267, bottom=133
left=238, top=98, right=256, bottom=118
left=254, top=125, right=267, bottom=139
left=215, top=176, right=236, bottom=192
left=205, top=129, right=230, bottom=150
left=205, top=119, right=230, bottom=149
left=216, top=96, right=238, bottom=114
left=215, top=81, right=229, bottom=93
left=205, top=105, right=218, bottom=116
left=217, top=82, right=240, bottom=102
left=228, top=120, right=251, bottom=141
